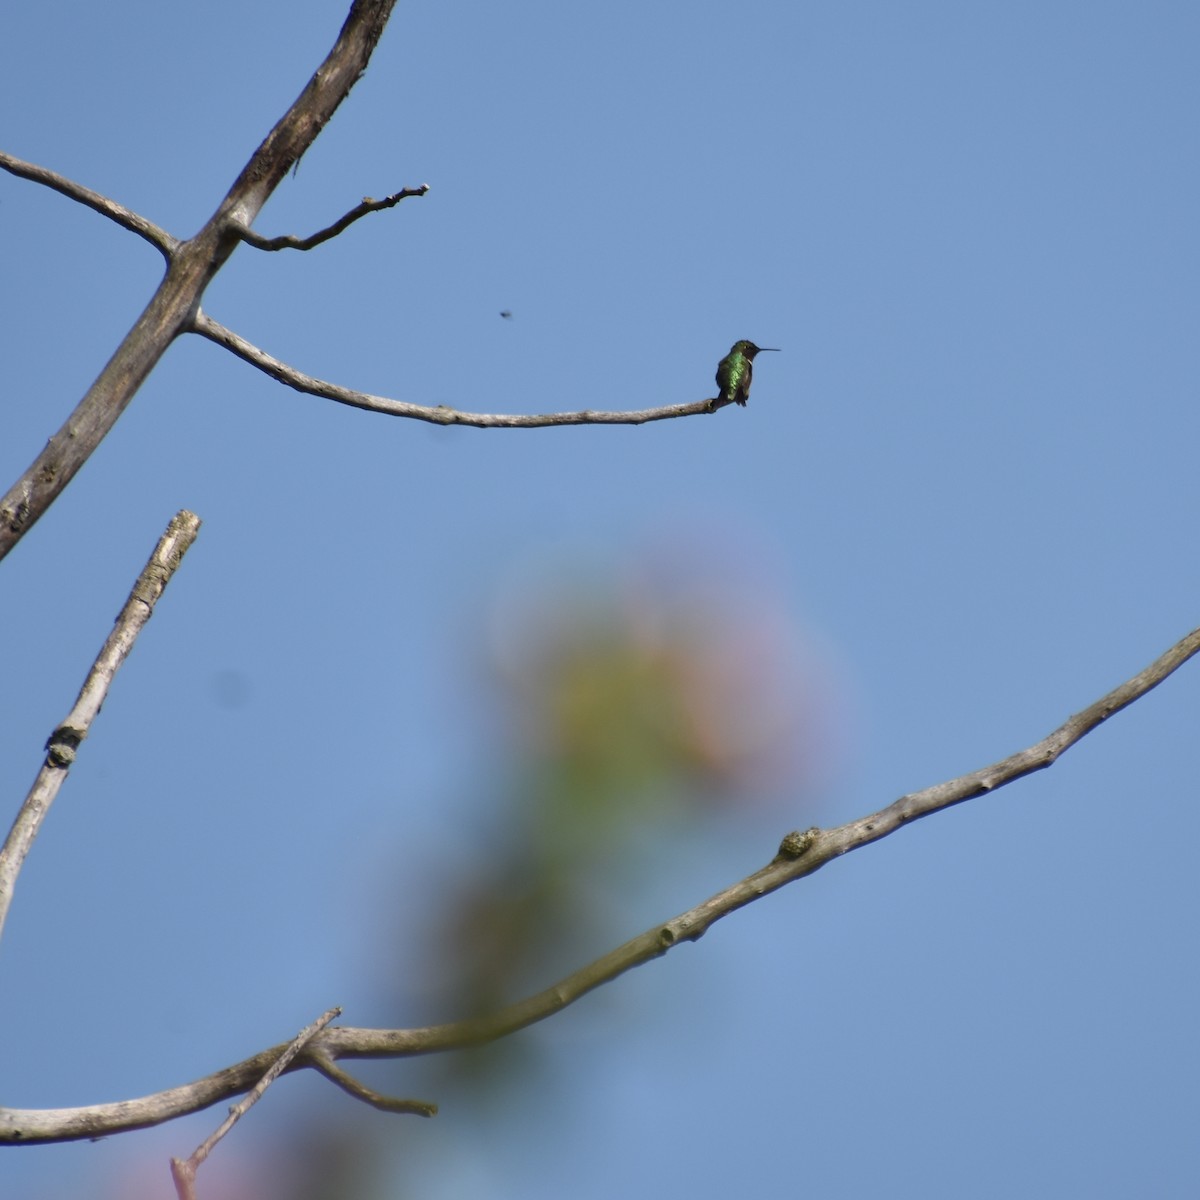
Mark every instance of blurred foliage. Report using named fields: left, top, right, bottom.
left=252, top=548, right=832, bottom=1199
left=419, top=549, right=827, bottom=1057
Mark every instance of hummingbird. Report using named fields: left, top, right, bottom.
left=715, top=340, right=780, bottom=407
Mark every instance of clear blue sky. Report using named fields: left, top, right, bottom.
left=2, top=2, right=1199, bottom=1196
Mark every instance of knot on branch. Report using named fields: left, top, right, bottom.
left=45, top=725, right=84, bottom=768
left=777, top=827, right=820, bottom=860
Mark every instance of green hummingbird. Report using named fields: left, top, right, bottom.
left=715, top=340, right=780, bottom=407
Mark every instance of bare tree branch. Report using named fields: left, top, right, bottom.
left=190, top=311, right=731, bottom=426
left=0, top=0, right=399, bottom=564
left=0, top=511, right=202, bottom=948
left=1, top=0, right=727, bottom=560
left=169, top=1007, right=341, bottom=1200
left=0, top=151, right=176, bottom=256
left=235, top=186, right=430, bottom=250
left=4, top=622, right=1195, bottom=1146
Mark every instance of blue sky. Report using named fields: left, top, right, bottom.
left=2, top=2, right=1199, bottom=1196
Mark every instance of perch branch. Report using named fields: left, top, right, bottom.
left=3, top=622, right=1195, bottom=1145
left=0, top=150, right=176, bottom=257
left=235, top=186, right=430, bottom=250
left=190, top=311, right=731, bottom=427
left=0, top=511, right=202, bottom=948
left=169, top=1007, right=341, bottom=1200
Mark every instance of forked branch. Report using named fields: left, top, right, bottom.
left=169, top=1007, right=342, bottom=1200
left=0, top=0, right=401, bottom=563
left=0, top=0, right=729, bottom=560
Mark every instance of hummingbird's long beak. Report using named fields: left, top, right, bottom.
left=759, top=348, right=781, bottom=352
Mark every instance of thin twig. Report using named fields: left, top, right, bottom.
left=0, top=511, right=202, bottom=948
left=308, top=1050, right=437, bottom=1115
left=4, top=623, right=1195, bottom=1146
left=236, top=186, right=430, bottom=250
left=169, top=1007, right=341, bottom=1200
left=190, top=311, right=732, bottom=426
left=0, top=150, right=176, bottom=258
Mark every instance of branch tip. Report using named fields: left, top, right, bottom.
left=238, top=184, right=429, bottom=251
left=310, top=1051, right=437, bottom=1117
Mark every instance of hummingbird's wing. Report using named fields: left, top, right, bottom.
left=716, top=356, right=732, bottom=394
left=735, top=360, right=752, bottom=405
